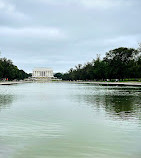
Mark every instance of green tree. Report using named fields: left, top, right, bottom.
left=104, top=47, right=138, bottom=80
left=54, top=73, right=63, bottom=79
left=0, top=57, right=31, bottom=80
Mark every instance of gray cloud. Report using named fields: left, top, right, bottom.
left=0, top=0, right=141, bottom=73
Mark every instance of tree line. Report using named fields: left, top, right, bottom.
left=55, top=46, right=141, bottom=81
left=0, top=57, right=31, bottom=81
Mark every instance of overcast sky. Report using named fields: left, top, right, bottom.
left=0, top=0, right=141, bottom=73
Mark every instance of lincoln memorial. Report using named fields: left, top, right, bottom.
left=32, top=68, right=54, bottom=78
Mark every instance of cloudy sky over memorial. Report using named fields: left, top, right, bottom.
left=0, top=0, right=141, bottom=72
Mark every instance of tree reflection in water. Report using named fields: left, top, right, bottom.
left=0, top=94, right=14, bottom=111
left=104, top=95, right=141, bottom=120
left=73, top=86, right=141, bottom=120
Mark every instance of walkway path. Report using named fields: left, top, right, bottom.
left=74, top=81, right=141, bottom=86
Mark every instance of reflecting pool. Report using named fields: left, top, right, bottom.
left=0, top=83, right=141, bottom=158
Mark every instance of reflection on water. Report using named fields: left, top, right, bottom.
left=73, top=86, right=141, bottom=120
left=105, top=95, right=141, bottom=119
left=0, top=83, right=141, bottom=158
left=0, top=94, right=14, bottom=110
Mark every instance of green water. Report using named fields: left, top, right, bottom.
left=0, top=83, right=141, bottom=158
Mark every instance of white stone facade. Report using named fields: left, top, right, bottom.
left=32, top=68, right=54, bottom=78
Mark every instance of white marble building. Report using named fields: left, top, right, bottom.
left=32, top=68, right=54, bottom=78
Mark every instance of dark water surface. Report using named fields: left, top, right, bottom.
left=0, top=83, right=141, bottom=158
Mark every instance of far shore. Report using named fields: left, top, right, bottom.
left=0, top=81, right=33, bottom=85
left=0, top=80, right=141, bottom=87
left=69, top=81, right=141, bottom=87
